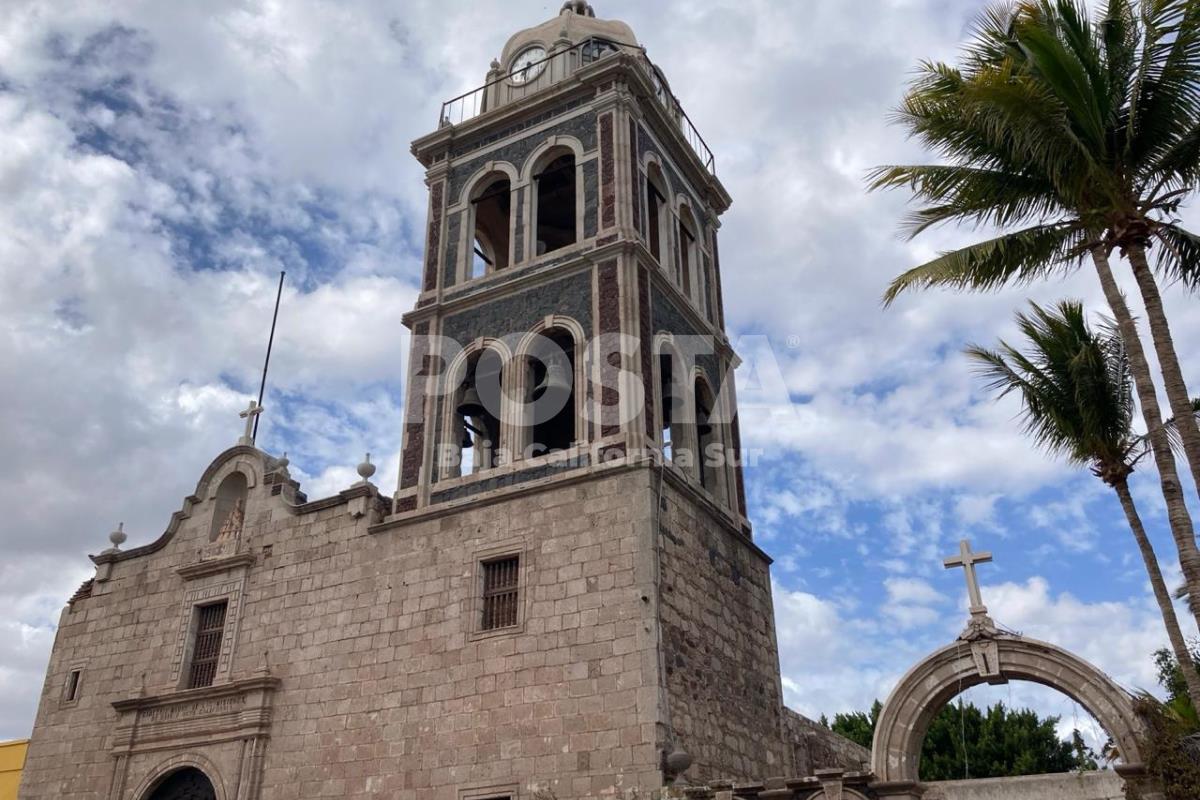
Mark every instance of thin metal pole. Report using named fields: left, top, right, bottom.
left=253, top=271, right=285, bottom=441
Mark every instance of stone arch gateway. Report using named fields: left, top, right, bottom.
left=870, top=627, right=1151, bottom=798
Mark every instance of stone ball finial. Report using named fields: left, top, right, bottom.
left=490, top=58, right=501, bottom=70
left=560, top=1, right=596, bottom=18
left=277, top=452, right=290, bottom=470
left=357, top=453, right=377, bottom=481
left=664, top=748, right=692, bottom=777
left=109, top=522, right=127, bottom=550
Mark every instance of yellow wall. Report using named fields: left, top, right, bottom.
left=0, top=739, right=28, bottom=800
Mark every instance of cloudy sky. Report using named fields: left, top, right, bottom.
left=3, top=0, right=1199, bottom=753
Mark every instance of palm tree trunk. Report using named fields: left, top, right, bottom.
left=1090, top=245, right=1200, bottom=625
left=1112, top=477, right=1200, bottom=712
left=1126, top=243, right=1200, bottom=498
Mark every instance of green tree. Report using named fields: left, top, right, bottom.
left=869, top=0, right=1200, bottom=620
left=832, top=699, right=1097, bottom=780
left=967, top=300, right=1200, bottom=709
left=1155, top=643, right=1200, bottom=730
left=830, top=700, right=883, bottom=749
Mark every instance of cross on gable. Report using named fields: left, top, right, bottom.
left=944, top=539, right=993, bottom=617
left=239, top=401, right=263, bottom=446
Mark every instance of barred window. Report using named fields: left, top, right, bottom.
left=187, top=601, right=228, bottom=689
left=481, top=556, right=520, bottom=631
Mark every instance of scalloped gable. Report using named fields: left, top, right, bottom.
left=90, top=446, right=279, bottom=565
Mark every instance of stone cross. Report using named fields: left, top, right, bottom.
left=944, top=539, right=993, bottom=616
left=239, top=400, right=263, bottom=446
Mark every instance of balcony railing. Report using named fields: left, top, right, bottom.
left=439, top=37, right=716, bottom=175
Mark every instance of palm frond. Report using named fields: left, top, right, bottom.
left=883, top=224, right=1091, bottom=305
left=867, top=164, right=1066, bottom=234
left=967, top=300, right=1137, bottom=471
left=1129, top=0, right=1200, bottom=169
left=1152, top=223, right=1200, bottom=286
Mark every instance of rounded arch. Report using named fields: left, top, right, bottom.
left=641, top=151, right=674, bottom=195
left=870, top=634, right=1147, bottom=785
left=132, top=754, right=226, bottom=800
left=455, top=161, right=520, bottom=209
left=512, top=314, right=588, bottom=361
left=521, top=135, right=587, bottom=183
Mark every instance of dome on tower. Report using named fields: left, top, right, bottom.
left=497, top=2, right=639, bottom=74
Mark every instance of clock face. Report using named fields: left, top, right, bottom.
left=510, top=46, right=548, bottom=84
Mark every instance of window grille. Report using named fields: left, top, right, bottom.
left=481, top=557, right=520, bottom=631
left=187, top=601, right=228, bottom=688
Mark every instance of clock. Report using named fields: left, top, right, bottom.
left=510, top=46, right=548, bottom=84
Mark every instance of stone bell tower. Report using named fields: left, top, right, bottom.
left=384, top=0, right=793, bottom=787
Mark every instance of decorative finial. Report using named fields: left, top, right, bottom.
left=560, top=1, right=596, bottom=18
left=109, top=522, right=127, bottom=550
left=490, top=58, right=501, bottom=71
left=357, top=453, right=377, bottom=482
left=277, top=452, right=290, bottom=470
left=663, top=748, right=692, bottom=783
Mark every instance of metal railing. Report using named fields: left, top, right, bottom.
left=439, top=37, right=716, bottom=175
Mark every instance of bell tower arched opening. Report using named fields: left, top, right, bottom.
left=471, top=175, right=512, bottom=276
left=525, top=328, right=578, bottom=457
left=534, top=151, right=578, bottom=255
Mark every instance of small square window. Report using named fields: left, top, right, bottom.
left=187, top=600, right=228, bottom=689
left=64, top=669, right=81, bottom=702
left=481, top=556, right=520, bottom=631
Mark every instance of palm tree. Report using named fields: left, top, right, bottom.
left=869, top=0, right=1200, bottom=619
left=968, top=300, right=1200, bottom=709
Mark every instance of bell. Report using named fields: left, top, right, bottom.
left=532, top=357, right=572, bottom=402
left=460, top=429, right=474, bottom=450
left=457, top=386, right=486, bottom=418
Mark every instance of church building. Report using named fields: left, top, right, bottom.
left=18, top=4, right=864, bottom=799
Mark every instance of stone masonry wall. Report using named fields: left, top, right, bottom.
left=781, top=708, right=870, bottom=776
left=21, top=452, right=666, bottom=800
left=654, top=475, right=788, bottom=783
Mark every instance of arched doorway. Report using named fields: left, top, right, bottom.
left=144, top=767, right=216, bottom=800
left=869, top=626, right=1154, bottom=798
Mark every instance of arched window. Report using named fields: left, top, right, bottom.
left=524, top=329, right=577, bottom=457
left=694, top=376, right=724, bottom=498
left=449, top=348, right=505, bottom=477
left=646, top=163, right=669, bottom=266
left=208, top=472, right=248, bottom=542
left=535, top=152, right=578, bottom=255
left=471, top=176, right=512, bottom=276
left=678, top=205, right=698, bottom=298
